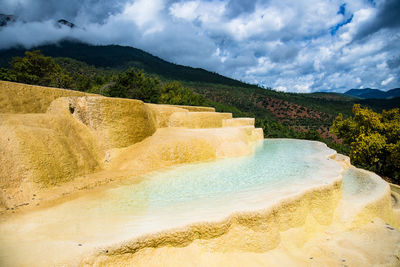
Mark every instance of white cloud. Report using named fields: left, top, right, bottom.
left=0, top=0, right=399, bottom=92
left=275, top=86, right=287, bottom=92
left=120, top=0, right=165, bottom=34
left=381, top=76, right=394, bottom=86
left=225, top=6, right=286, bottom=41
left=169, top=1, right=199, bottom=21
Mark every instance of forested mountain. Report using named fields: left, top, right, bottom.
left=0, top=40, right=252, bottom=88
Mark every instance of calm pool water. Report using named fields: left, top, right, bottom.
left=108, top=139, right=339, bottom=212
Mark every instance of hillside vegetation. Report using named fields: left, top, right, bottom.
left=332, top=105, right=400, bottom=182
left=0, top=40, right=251, bottom=88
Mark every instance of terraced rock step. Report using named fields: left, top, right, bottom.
left=338, top=167, right=396, bottom=227
left=169, top=111, right=233, bottom=128
left=390, top=184, right=400, bottom=221
left=0, top=81, right=263, bottom=212
left=223, top=118, right=255, bottom=127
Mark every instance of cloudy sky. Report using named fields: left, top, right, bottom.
left=1, top=0, right=399, bottom=92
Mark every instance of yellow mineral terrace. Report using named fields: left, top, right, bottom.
left=0, top=81, right=399, bottom=267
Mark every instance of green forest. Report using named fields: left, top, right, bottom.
left=1, top=46, right=399, bottom=183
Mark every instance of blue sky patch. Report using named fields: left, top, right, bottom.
left=330, top=15, right=353, bottom=35
left=337, top=3, right=346, bottom=15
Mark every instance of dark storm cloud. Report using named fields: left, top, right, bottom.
left=0, top=0, right=127, bottom=23
left=269, top=44, right=299, bottom=63
left=355, top=0, right=400, bottom=40
left=225, top=0, right=258, bottom=18
left=387, top=56, right=400, bottom=70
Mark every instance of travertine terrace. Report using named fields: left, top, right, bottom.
left=0, top=81, right=263, bottom=210
left=0, top=81, right=399, bottom=266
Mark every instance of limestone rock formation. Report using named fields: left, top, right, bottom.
left=0, top=81, right=263, bottom=211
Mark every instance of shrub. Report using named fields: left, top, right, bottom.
left=331, top=104, right=400, bottom=181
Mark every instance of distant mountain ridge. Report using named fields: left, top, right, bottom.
left=345, top=88, right=400, bottom=99
left=0, top=40, right=253, bottom=88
